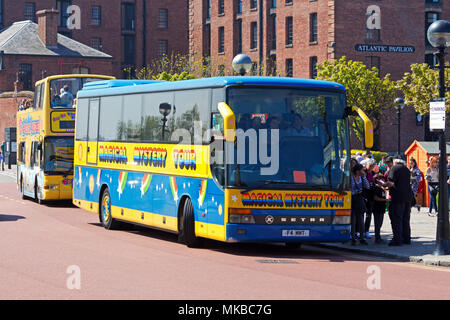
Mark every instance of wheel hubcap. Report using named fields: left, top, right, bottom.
left=102, top=195, right=110, bottom=223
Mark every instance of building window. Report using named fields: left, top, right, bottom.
left=24, top=2, right=36, bottom=22
left=366, top=28, right=380, bottom=41
left=236, top=0, right=242, bottom=14
left=285, top=0, right=292, bottom=5
left=250, top=22, right=257, bottom=49
left=204, top=24, right=211, bottom=56
left=218, top=26, right=225, bottom=53
left=73, top=67, right=90, bottom=74
left=236, top=19, right=242, bottom=54
left=158, top=9, right=168, bottom=28
left=123, top=35, right=136, bottom=65
left=218, top=0, right=224, bottom=15
left=91, top=6, right=101, bottom=26
left=310, top=56, right=317, bottom=78
left=366, top=56, right=380, bottom=74
left=310, top=13, right=318, bottom=43
left=425, top=53, right=438, bottom=68
left=250, top=0, right=257, bottom=10
left=91, top=37, right=102, bottom=51
left=426, top=12, right=439, bottom=46
left=286, top=16, right=293, bottom=46
left=121, top=2, right=136, bottom=31
left=57, top=0, right=71, bottom=27
left=158, top=40, right=168, bottom=59
left=19, top=64, right=33, bottom=90
left=271, top=15, right=276, bottom=50
left=271, top=0, right=277, bottom=9
left=206, top=0, right=211, bottom=19
left=286, top=59, right=293, bottom=77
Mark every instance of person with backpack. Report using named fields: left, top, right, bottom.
left=351, top=163, right=370, bottom=245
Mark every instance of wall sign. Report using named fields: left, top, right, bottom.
left=355, top=44, right=415, bottom=53
left=430, top=99, right=446, bottom=130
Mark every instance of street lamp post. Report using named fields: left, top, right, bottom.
left=232, top=54, right=252, bottom=76
left=394, top=98, right=404, bottom=158
left=427, top=20, right=450, bottom=255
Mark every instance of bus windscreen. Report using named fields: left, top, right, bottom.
left=226, top=87, right=350, bottom=190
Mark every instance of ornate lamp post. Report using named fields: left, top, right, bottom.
left=394, top=98, right=405, bottom=158
left=232, top=54, right=252, bottom=76
left=427, top=19, right=450, bottom=255
left=159, top=103, right=172, bottom=141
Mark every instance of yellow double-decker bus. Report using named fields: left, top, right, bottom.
left=17, top=74, right=114, bottom=203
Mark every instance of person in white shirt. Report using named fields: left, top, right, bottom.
left=59, top=85, right=74, bottom=107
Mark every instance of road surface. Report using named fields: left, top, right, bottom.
left=0, top=173, right=449, bottom=300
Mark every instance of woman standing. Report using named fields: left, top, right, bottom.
left=425, top=157, right=439, bottom=217
left=409, top=157, right=422, bottom=211
left=351, top=163, right=370, bottom=245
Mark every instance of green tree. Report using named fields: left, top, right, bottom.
left=316, top=56, right=397, bottom=150
left=397, top=62, right=450, bottom=115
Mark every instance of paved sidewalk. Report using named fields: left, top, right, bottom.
left=0, top=164, right=16, bottom=182
left=319, top=207, right=450, bottom=267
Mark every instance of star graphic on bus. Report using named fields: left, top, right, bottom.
left=231, top=195, right=238, bottom=203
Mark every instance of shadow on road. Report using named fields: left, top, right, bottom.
left=0, top=214, right=25, bottom=222
left=88, top=221, right=389, bottom=263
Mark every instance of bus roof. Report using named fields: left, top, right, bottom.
left=77, top=76, right=345, bottom=99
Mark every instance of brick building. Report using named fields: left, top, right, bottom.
left=188, top=0, right=450, bottom=151
left=0, top=0, right=189, bottom=78
left=0, top=8, right=114, bottom=142
left=0, top=9, right=113, bottom=92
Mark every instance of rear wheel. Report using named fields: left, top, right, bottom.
left=100, top=188, right=120, bottom=230
left=180, top=198, right=203, bottom=248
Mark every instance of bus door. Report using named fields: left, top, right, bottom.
left=86, top=98, right=100, bottom=165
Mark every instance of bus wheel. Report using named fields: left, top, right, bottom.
left=285, top=242, right=302, bottom=249
left=100, top=188, right=119, bottom=230
left=180, top=198, right=203, bottom=248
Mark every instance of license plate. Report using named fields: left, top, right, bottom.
left=282, top=230, right=310, bottom=237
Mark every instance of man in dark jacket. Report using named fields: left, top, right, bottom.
left=386, top=158, right=413, bottom=246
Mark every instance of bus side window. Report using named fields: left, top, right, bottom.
left=34, top=84, right=41, bottom=110
left=30, top=142, right=39, bottom=168
left=20, top=142, right=25, bottom=163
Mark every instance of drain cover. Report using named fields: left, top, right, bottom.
left=255, top=259, right=298, bottom=264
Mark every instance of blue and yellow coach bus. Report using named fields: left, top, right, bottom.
left=73, top=77, right=373, bottom=247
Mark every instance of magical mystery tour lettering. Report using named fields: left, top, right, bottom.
left=134, top=147, right=168, bottom=168
left=241, top=192, right=345, bottom=208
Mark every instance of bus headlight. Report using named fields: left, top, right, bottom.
left=332, top=215, right=351, bottom=224
left=229, top=214, right=255, bottom=224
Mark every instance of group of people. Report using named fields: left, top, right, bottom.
left=52, top=85, right=74, bottom=107
left=350, top=153, right=423, bottom=246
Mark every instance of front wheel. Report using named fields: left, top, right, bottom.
left=180, top=198, right=203, bottom=248
left=100, top=188, right=120, bottom=230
